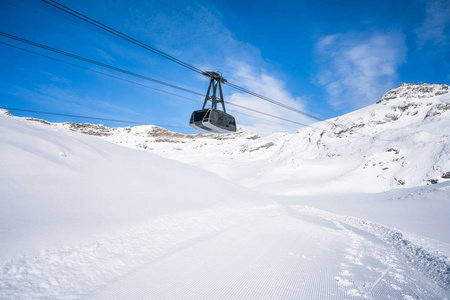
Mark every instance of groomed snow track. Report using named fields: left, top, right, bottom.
left=1, top=203, right=449, bottom=299
left=87, top=205, right=450, bottom=299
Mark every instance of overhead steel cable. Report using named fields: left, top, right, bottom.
left=0, top=32, right=203, bottom=97
left=0, top=0, right=204, bottom=72
left=227, top=102, right=309, bottom=127
left=224, top=82, right=323, bottom=122
left=43, top=0, right=364, bottom=134
left=0, top=0, right=118, bottom=40
left=0, top=41, right=203, bottom=103
left=0, top=34, right=390, bottom=141
left=42, top=0, right=366, bottom=135
left=1, top=0, right=266, bottom=89
left=2, top=106, right=303, bottom=132
left=0, top=40, right=307, bottom=129
left=41, top=0, right=328, bottom=122
left=0, top=107, right=190, bottom=128
left=41, top=0, right=204, bottom=75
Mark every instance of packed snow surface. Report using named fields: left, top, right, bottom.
left=1, top=83, right=449, bottom=299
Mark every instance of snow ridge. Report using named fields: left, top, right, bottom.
left=377, top=83, right=449, bottom=103
left=293, top=205, right=450, bottom=293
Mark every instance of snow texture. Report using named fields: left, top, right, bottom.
left=1, top=83, right=449, bottom=299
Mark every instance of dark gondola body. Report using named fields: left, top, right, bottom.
left=189, top=109, right=213, bottom=132
left=189, top=108, right=236, bottom=133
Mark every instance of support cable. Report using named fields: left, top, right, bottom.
left=0, top=41, right=307, bottom=129
left=42, top=0, right=204, bottom=75
left=0, top=32, right=203, bottom=97
left=41, top=0, right=326, bottom=122
left=0, top=34, right=390, bottom=141
left=224, top=82, right=322, bottom=122
left=0, top=107, right=189, bottom=128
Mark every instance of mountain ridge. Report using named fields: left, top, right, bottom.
left=3, top=83, right=449, bottom=195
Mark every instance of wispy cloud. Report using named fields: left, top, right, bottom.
left=124, top=1, right=309, bottom=135
left=415, top=0, right=450, bottom=46
left=314, top=31, right=406, bottom=110
left=226, top=61, right=309, bottom=135
left=31, top=0, right=309, bottom=134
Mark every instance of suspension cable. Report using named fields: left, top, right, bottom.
left=0, top=33, right=390, bottom=141
left=224, top=82, right=322, bottom=122
left=0, top=107, right=190, bottom=128
left=0, top=41, right=309, bottom=129
left=0, top=32, right=203, bottom=97
left=42, top=0, right=204, bottom=75
left=41, top=0, right=328, bottom=123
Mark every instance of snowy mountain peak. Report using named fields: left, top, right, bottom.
left=377, top=83, right=449, bottom=104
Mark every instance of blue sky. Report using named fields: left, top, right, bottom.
left=1, top=0, right=449, bottom=135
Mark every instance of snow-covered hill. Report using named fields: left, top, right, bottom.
left=1, top=84, right=450, bottom=299
left=24, top=83, right=449, bottom=196
left=0, top=113, right=276, bottom=297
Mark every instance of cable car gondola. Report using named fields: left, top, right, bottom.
left=189, top=72, right=236, bottom=133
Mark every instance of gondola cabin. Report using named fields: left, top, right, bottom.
left=190, top=108, right=236, bottom=133
left=189, top=71, right=236, bottom=133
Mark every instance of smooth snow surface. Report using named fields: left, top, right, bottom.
left=1, top=84, right=449, bottom=299
left=276, top=182, right=450, bottom=244
left=0, top=115, right=270, bottom=259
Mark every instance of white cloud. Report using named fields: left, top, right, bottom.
left=315, top=31, right=406, bottom=110
left=146, top=2, right=314, bottom=136
left=415, top=0, right=450, bottom=46
left=67, top=0, right=311, bottom=135
left=224, top=61, right=310, bottom=136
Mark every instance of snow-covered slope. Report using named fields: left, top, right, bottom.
left=1, top=84, right=450, bottom=299
left=0, top=113, right=273, bottom=253
left=37, top=83, right=449, bottom=196
left=0, top=113, right=279, bottom=298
